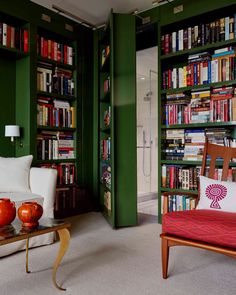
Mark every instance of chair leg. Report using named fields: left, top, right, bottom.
left=162, top=238, right=169, bottom=279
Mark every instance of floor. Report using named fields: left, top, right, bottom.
left=137, top=199, right=158, bottom=224
left=138, top=199, right=158, bottom=216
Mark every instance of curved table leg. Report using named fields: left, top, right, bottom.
left=52, top=228, right=70, bottom=291
left=26, top=238, right=31, bottom=273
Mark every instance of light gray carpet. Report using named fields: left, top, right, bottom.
left=0, top=212, right=236, bottom=295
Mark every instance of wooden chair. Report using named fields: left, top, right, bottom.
left=160, top=141, right=236, bottom=279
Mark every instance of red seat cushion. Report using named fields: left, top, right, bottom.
left=162, top=209, right=236, bottom=248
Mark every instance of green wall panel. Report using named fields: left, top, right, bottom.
left=113, top=14, right=137, bottom=227
left=0, top=58, right=16, bottom=157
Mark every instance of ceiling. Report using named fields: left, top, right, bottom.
left=30, top=0, right=164, bottom=27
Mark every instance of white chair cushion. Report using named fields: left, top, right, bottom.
left=0, top=155, right=33, bottom=193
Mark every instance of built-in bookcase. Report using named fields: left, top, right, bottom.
left=158, top=2, right=236, bottom=223
left=34, top=27, right=79, bottom=218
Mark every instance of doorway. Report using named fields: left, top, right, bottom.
left=136, top=45, right=158, bottom=223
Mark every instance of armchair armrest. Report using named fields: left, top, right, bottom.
left=162, top=191, right=199, bottom=215
left=29, top=167, right=57, bottom=218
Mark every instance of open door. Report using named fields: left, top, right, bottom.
left=98, top=12, right=137, bottom=228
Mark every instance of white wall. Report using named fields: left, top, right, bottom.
left=136, top=47, right=158, bottom=199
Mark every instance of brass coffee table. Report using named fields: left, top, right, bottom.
left=0, top=218, right=71, bottom=291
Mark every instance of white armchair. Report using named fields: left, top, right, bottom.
left=0, top=167, right=57, bottom=257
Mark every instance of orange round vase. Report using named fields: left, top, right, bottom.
left=18, top=202, right=43, bottom=228
left=0, top=198, right=16, bottom=226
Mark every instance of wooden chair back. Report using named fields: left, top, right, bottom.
left=201, top=141, right=236, bottom=181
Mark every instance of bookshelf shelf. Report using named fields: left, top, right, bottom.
left=100, top=126, right=111, bottom=133
left=161, top=122, right=236, bottom=129
left=37, top=126, right=76, bottom=132
left=0, top=44, right=29, bottom=59
left=161, top=80, right=236, bottom=94
left=160, top=38, right=236, bottom=61
left=37, top=91, right=76, bottom=101
left=34, top=159, right=76, bottom=164
left=161, top=159, right=236, bottom=167
left=161, top=188, right=198, bottom=195
left=37, top=56, right=76, bottom=71
left=100, top=91, right=110, bottom=102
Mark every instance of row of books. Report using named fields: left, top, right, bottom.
left=161, top=195, right=196, bottom=214
left=163, top=128, right=232, bottom=161
left=162, top=165, right=201, bottom=190
left=101, top=45, right=110, bottom=67
left=162, top=165, right=236, bottom=190
left=163, top=87, right=236, bottom=125
left=39, top=162, right=76, bottom=185
left=0, top=23, right=28, bottom=52
left=162, top=48, right=236, bottom=89
left=37, top=98, right=76, bottom=128
left=161, top=15, right=236, bottom=55
left=37, top=36, right=74, bottom=65
left=101, top=163, right=111, bottom=190
left=101, top=138, right=111, bottom=161
left=37, top=65, right=75, bottom=96
left=37, top=131, right=75, bottom=160
left=54, top=186, right=77, bottom=211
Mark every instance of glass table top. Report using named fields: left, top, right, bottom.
left=0, top=218, right=70, bottom=242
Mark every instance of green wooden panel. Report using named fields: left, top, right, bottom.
left=0, top=58, right=16, bottom=157
left=113, top=13, right=137, bottom=227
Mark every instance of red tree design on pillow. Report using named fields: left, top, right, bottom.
left=205, top=184, right=227, bottom=209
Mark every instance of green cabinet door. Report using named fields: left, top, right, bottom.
left=98, top=12, right=137, bottom=228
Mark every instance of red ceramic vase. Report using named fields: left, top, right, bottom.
left=18, top=202, right=43, bottom=228
left=0, top=198, right=16, bottom=226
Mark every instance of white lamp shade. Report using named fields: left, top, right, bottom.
left=5, top=125, right=20, bottom=137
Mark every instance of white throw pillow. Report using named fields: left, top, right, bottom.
left=0, top=155, right=33, bottom=193
left=197, top=175, right=236, bottom=212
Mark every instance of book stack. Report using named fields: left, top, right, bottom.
left=189, top=89, right=211, bottom=123
left=37, top=131, right=75, bottom=160
left=101, top=45, right=110, bottom=66
left=162, top=165, right=201, bottom=190
left=0, top=23, right=28, bottom=52
left=37, top=64, right=52, bottom=92
left=55, top=186, right=78, bottom=211
left=163, top=130, right=185, bottom=160
left=205, top=127, right=232, bottom=146
left=37, top=98, right=75, bottom=128
left=103, top=76, right=110, bottom=94
left=183, top=129, right=205, bottom=161
left=164, top=92, right=191, bottom=125
left=210, top=86, right=234, bottom=122
left=161, top=15, right=236, bottom=55
left=39, top=162, right=76, bottom=185
left=103, top=106, right=111, bottom=127
left=101, top=137, right=111, bottom=160
left=52, top=67, right=75, bottom=96
left=162, top=47, right=236, bottom=90
left=101, top=163, right=111, bottom=190
left=211, top=47, right=236, bottom=83
left=58, top=132, right=75, bottom=159
left=37, top=36, right=74, bottom=65
left=161, top=195, right=196, bottom=213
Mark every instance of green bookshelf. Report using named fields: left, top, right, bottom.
left=158, top=0, right=236, bottom=223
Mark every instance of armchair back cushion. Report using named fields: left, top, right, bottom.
left=0, top=155, right=33, bottom=193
